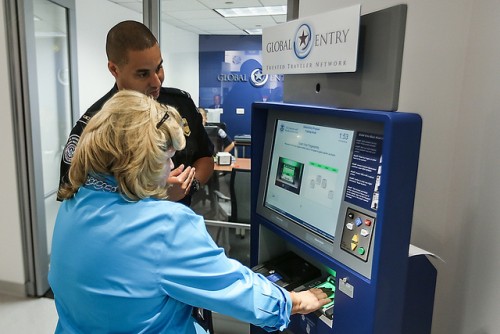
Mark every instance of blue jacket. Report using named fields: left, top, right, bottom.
left=49, top=176, right=291, bottom=333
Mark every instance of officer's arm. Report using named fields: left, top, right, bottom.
left=192, top=156, right=214, bottom=185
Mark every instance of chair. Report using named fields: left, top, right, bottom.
left=229, top=168, right=251, bottom=227
left=214, top=168, right=251, bottom=239
left=215, top=168, right=251, bottom=221
left=192, top=123, right=228, bottom=210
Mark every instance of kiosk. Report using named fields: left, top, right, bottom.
left=249, top=103, right=436, bottom=334
left=245, top=4, right=436, bottom=334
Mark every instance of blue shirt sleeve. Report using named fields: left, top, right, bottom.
left=157, top=204, right=292, bottom=331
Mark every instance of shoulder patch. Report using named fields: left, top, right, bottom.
left=63, top=134, right=80, bottom=164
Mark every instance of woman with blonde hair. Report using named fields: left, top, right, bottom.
left=49, top=90, right=329, bottom=334
left=57, top=89, right=186, bottom=201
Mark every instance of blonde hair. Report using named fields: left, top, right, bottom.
left=58, top=90, right=185, bottom=201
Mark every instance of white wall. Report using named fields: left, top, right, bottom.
left=161, top=24, right=200, bottom=106
left=75, top=0, right=141, bottom=114
left=0, top=0, right=27, bottom=289
left=302, top=1, right=500, bottom=333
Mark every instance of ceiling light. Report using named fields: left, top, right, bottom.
left=244, top=28, right=263, bottom=35
left=215, top=6, right=286, bottom=18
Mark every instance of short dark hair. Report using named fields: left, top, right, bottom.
left=106, top=20, right=158, bottom=65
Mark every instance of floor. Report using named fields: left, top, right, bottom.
left=0, top=294, right=58, bottom=333
left=0, top=173, right=251, bottom=334
left=0, top=293, right=250, bottom=334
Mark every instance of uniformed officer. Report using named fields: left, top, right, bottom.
left=58, top=20, right=214, bottom=206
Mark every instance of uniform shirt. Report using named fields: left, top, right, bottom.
left=58, top=85, right=214, bottom=205
left=49, top=175, right=292, bottom=334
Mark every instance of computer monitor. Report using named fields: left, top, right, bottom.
left=204, top=125, right=224, bottom=153
left=256, top=107, right=384, bottom=259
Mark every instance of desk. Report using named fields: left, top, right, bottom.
left=214, top=158, right=251, bottom=172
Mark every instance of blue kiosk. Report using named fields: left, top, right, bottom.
left=248, top=5, right=437, bottom=334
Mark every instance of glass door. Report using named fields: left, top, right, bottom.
left=34, top=0, right=76, bottom=261
left=6, top=0, right=79, bottom=296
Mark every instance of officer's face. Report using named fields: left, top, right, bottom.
left=108, top=44, right=165, bottom=99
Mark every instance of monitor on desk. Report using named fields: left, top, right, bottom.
left=204, top=125, right=224, bottom=153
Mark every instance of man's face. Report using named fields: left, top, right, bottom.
left=108, top=44, right=165, bottom=99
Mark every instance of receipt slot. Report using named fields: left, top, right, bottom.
left=249, top=102, right=436, bottom=334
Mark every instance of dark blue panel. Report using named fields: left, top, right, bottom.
left=250, top=102, right=435, bottom=334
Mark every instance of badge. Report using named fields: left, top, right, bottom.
left=182, top=118, right=191, bottom=137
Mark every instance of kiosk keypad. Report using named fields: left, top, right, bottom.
left=340, top=208, right=375, bottom=261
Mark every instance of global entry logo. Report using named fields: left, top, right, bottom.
left=264, top=4, right=359, bottom=74
left=294, top=24, right=313, bottom=59
left=265, top=23, right=316, bottom=61
left=250, top=68, right=268, bottom=87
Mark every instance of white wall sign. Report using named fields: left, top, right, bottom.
left=262, top=5, right=361, bottom=75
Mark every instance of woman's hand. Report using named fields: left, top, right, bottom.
left=290, top=288, right=331, bottom=315
left=166, top=164, right=196, bottom=201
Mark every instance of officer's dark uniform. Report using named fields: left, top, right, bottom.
left=58, top=85, right=214, bottom=206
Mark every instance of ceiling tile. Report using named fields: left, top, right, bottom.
left=108, top=0, right=287, bottom=35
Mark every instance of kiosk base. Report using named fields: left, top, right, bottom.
left=250, top=254, right=437, bottom=334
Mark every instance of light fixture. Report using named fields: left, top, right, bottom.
left=214, top=5, right=286, bottom=18
left=244, top=28, right=263, bottom=35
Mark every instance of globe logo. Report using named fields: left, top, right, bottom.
left=250, top=68, right=268, bottom=87
left=294, top=24, right=313, bottom=59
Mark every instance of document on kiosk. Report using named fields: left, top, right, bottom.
left=409, top=244, right=444, bottom=263
left=265, top=120, right=354, bottom=239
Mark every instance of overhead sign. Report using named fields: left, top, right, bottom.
left=262, top=5, right=361, bottom=75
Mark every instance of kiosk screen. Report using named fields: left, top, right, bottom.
left=262, top=116, right=354, bottom=243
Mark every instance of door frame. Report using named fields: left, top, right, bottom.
left=4, top=0, right=79, bottom=296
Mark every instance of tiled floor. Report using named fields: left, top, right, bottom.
left=0, top=294, right=58, bottom=333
